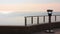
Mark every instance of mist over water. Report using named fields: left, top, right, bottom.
left=0, top=12, right=60, bottom=26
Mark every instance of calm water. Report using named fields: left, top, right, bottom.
left=0, top=12, right=60, bottom=26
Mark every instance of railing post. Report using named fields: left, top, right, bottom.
left=31, top=16, right=33, bottom=24
left=55, top=16, right=56, bottom=21
left=25, top=17, right=27, bottom=26
left=37, top=16, right=39, bottom=24
left=43, top=16, right=45, bottom=22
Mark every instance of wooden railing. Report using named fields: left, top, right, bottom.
left=25, top=15, right=60, bottom=26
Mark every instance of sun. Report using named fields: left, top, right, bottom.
left=1, top=12, right=11, bottom=14
left=0, top=11, right=13, bottom=14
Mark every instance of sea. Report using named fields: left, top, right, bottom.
left=0, top=12, right=60, bottom=26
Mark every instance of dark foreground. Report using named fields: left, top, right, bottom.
left=32, top=28, right=60, bottom=34
left=0, top=22, right=60, bottom=34
left=0, top=28, right=60, bottom=34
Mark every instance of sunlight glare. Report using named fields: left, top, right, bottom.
left=0, top=11, right=13, bottom=14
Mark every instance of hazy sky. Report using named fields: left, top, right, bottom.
left=0, top=0, right=60, bottom=4
left=0, top=0, right=60, bottom=25
left=0, top=0, right=60, bottom=12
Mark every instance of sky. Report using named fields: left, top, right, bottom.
left=0, top=0, right=60, bottom=12
left=0, top=0, right=60, bottom=25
